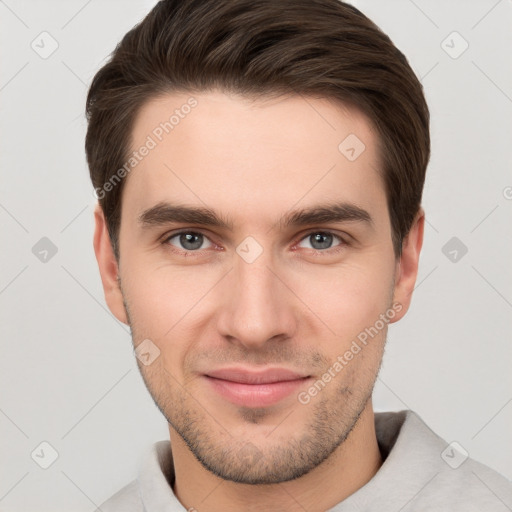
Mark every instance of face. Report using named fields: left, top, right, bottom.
left=94, top=90, right=423, bottom=484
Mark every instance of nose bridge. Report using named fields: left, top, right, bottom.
left=217, top=247, right=295, bottom=348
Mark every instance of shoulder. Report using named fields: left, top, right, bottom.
left=94, top=480, right=143, bottom=512
left=360, top=410, right=512, bottom=511
left=403, top=410, right=512, bottom=510
left=409, top=455, right=512, bottom=511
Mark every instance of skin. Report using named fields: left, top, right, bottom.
left=94, top=90, right=424, bottom=512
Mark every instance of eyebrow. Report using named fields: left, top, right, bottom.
left=137, top=201, right=374, bottom=231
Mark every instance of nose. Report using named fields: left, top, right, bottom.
left=216, top=249, right=297, bottom=350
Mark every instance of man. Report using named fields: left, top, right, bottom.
left=87, top=0, right=512, bottom=510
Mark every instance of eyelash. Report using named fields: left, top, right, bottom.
left=161, top=229, right=350, bottom=257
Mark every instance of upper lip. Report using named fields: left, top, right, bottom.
left=205, top=367, right=309, bottom=384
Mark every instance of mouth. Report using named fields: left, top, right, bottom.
left=203, top=367, right=312, bottom=408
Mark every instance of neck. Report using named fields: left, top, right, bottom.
left=169, top=400, right=382, bottom=512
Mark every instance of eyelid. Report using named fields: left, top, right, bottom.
left=161, top=228, right=351, bottom=253
left=162, top=229, right=218, bottom=249
left=292, top=229, right=349, bottom=251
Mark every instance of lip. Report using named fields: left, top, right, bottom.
left=204, top=367, right=311, bottom=408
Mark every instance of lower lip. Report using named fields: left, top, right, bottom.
left=204, top=376, right=310, bottom=408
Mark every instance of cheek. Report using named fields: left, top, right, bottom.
left=290, top=256, right=394, bottom=343
left=122, top=262, right=221, bottom=351
left=122, top=238, right=395, bottom=362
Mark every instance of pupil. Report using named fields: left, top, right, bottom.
left=311, top=232, right=332, bottom=250
left=180, top=233, right=202, bottom=250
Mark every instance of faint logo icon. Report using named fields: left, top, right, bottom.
left=236, top=236, right=263, bottom=263
left=338, top=134, right=366, bottom=162
left=31, top=31, right=59, bottom=59
left=238, top=442, right=264, bottom=466
left=441, top=31, right=469, bottom=59
left=31, top=441, right=59, bottom=469
left=32, top=237, right=58, bottom=263
left=442, top=236, right=468, bottom=263
left=135, top=338, right=161, bottom=365
left=441, top=441, right=469, bottom=469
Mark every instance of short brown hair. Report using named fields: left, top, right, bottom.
left=86, top=0, right=430, bottom=261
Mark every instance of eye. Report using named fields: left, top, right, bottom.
left=164, top=231, right=214, bottom=252
left=296, top=231, right=346, bottom=251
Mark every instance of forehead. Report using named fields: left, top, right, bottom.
left=122, top=90, right=385, bottom=229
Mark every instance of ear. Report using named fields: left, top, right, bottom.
left=389, top=207, right=425, bottom=323
left=93, top=203, right=129, bottom=325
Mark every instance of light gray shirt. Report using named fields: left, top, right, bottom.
left=96, top=410, right=512, bottom=511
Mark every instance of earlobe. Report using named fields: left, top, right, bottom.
left=93, top=203, right=129, bottom=325
left=389, top=207, right=425, bottom=324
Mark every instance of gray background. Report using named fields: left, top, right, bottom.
left=1, top=0, right=511, bottom=510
